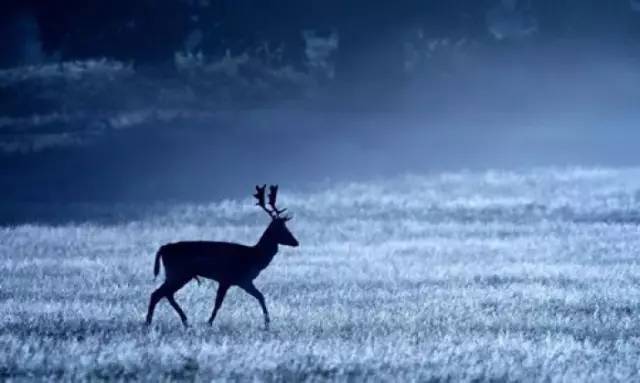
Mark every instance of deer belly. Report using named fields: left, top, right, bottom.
left=192, top=257, right=254, bottom=282
left=194, top=264, right=234, bottom=281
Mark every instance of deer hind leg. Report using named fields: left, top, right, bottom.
left=208, top=283, right=230, bottom=326
left=146, top=282, right=169, bottom=325
left=166, top=294, right=188, bottom=327
left=146, top=278, right=190, bottom=326
left=240, top=282, right=270, bottom=330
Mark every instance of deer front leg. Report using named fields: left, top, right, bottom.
left=208, top=283, right=230, bottom=326
left=240, top=282, right=270, bottom=330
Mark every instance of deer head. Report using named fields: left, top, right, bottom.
left=254, top=184, right=299, bottom=247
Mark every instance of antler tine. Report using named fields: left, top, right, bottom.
left=268, top=185, right=287, bottom=217
left=253, top=184, right=266, bottom=205
left=254, top=184, right=275, bottom=218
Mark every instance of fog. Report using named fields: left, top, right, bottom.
left=1, top=1, right=640, bottom=212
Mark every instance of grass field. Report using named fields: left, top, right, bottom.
left=2, top=168, right=640, bottom=381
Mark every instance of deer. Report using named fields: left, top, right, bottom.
left=145, top=185, right=299, bottom=329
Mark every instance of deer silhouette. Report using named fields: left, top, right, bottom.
left=145, top=185, right=299, bottom=328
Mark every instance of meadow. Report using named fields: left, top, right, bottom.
left=2, top=168, right=640, bottom=381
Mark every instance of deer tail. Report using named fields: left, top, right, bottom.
left=153, top=247, right=163, bottom=279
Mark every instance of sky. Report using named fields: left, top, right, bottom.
left=1, top=0, right=640, bottom=216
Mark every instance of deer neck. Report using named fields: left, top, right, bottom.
left=255, top=227, right=279, bottom=259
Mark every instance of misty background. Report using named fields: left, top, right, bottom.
left=1, top=0, right=640, bottom=223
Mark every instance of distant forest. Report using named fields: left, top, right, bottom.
left=3, top=0, right=640, bottom=75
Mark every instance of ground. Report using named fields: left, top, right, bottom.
left=2, top=168, right=640, bottom=381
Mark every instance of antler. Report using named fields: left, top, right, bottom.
left=254, top=184, right=275, bottom=218
left=268, top=185, right=287, bottom=217
left=254, top=184, right=288, bottom=219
